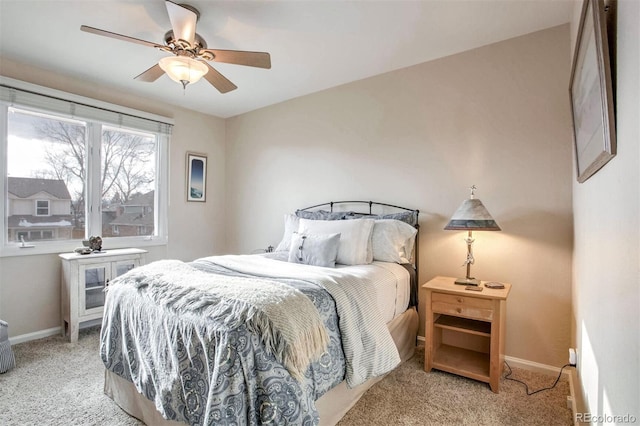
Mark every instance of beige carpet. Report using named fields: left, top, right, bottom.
left=0, top=327, right=572, bottom=425
left=338, top=348, right=573, bottom=425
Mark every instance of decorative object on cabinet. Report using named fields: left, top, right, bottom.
left=444, top=185, right=501, bottom=286
left=186, top=152, right=207, bottom=202
left=423, top=276, right=511, bottom=393
left=59, top=248, right=147, bottom=343
left=569, top=0, right=616, bottom=183
left=88, top=236, right=103, bottom=251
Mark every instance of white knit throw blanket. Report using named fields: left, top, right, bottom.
left=104, top=259, right=329, bottom=382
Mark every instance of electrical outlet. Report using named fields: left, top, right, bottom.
left=569, top=348, right=577, bottom=366
left=567, top=396, right=574, bottom=410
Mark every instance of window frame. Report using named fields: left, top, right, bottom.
left=0, top=77, right=172, bottom=257
left=35, top=199, right=50, bottom=216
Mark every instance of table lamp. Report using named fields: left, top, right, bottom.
left=444, top=185, right=501, bottom=285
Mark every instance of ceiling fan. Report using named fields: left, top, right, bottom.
left=81, top=0, right=271, bottom=94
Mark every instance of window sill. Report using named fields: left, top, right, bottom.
left=0, top=236, right=167, bottom=258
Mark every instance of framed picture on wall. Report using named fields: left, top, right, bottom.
left=186, top=152, right=207, bottom=202
left=569, top=0, right=616, bottom=183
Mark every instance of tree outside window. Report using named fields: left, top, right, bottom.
left=6, top=107, right=158, bottom=243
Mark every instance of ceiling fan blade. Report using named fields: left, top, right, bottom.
left=165, top=1, right=197, bottom=46
left=80, top=25, right=162, bottom=49
left=203, top=49, right=272, bottom=69
left=204, top=63, right=237, bottom=94
left=134, top=64, right=165, bottom=82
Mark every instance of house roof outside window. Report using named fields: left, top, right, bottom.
left=8, top=177, right=71, bottom=200
left=108, top=191, right=154, bottom=227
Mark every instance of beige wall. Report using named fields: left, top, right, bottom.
left=225, top=26, right=574, bottom=367
left=570, top=0, right=640, bottom=418
left=0, top=58, right=227, bottom=337
left=1, top=25, right=578, bottom=369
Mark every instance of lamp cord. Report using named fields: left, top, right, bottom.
left=503, top=361, right=571, bottom=396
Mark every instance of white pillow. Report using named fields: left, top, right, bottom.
left=298, top=218, right=375, bottom=265
left=371, top=219, right=418, bottom=263
left=275, top=213, right=300, bottom=253
left=288, top=233, right=341, bottom=267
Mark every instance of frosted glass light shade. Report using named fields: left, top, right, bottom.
left=159, top=56, right=208, bottom=87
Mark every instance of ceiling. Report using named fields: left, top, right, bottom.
left=0, top=0, right=575, bottom=119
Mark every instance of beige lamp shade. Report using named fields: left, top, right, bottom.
left=444, top=198, right=501, bottom=231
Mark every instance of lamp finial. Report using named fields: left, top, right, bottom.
left=469, top=185, right=477, bottom=199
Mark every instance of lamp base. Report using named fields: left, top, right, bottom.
left=454, top=277, right=480, bottom=286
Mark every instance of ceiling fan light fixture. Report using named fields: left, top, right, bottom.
left=81, top=0, right=270, bottom=94
left=158, top=56, right=208, bottom=89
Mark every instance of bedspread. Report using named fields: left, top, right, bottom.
left=102, top=259, right=329, bottom=382
left=100, top=255, right=400, bottom=425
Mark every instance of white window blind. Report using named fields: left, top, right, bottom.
left=0, top=85, right=173, bottom=135
left=0, top=79, right=171, bottom=257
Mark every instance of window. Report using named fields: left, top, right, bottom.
left=35, top=200, right=50, bottom=216
left=1, top=80, right=172, bottom=255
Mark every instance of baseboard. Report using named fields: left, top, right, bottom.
left=568, top=368, right=589, bottom=425
left=504, top=355, right=572, bottom=378
left=9, top=326, right=61, bottom=345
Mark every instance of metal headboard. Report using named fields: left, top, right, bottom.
left=297, top=200, right=420, bottom=294
left=298, top=200, right=419, bottom=217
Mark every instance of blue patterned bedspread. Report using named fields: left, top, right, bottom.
left=100, top=258, right=346, bottom=425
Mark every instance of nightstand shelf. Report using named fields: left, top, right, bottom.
left=424, top=276, right=511, bottom=393
left=432, top=344, right=490, bottom=380
left=434, top=315, right=491, bottom=337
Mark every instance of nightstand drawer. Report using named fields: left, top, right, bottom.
left=432, top=293, right=494, bottom=321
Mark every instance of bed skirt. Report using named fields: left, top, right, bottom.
left=103, top=307, right=419, bottom=426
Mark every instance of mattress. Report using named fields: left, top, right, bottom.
left=335, top=261, right=410, bottom=323
left=264, top=252, right=411, bottom=324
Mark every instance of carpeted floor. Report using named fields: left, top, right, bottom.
left=338, top=348, right=573, bottom=425
left=0, top=327, right=572, bottom=425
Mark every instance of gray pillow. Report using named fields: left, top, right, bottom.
left=350, top=211, right=418, bottom=226
left=288, top=233, right=341, bottom=267
left=295, top=210, right=353, bottom=220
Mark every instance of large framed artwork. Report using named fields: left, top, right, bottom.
left=186, top=152, right=207, bottom=202
left=569, top=0, right=616, bottom=183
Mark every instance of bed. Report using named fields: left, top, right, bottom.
left=101, top=201, right=420, bottom=425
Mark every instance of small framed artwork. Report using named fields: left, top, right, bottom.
left=186, top=152, right=207, bottom=202
left=569, top=0, right=616, bottom=183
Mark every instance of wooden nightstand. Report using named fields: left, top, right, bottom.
left=423, top=276, right=511, bottom=393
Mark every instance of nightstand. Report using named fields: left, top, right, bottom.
left=423, top=276, right=511, bottom=393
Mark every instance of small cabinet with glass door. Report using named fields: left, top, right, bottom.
left=60, top=248, right=147, bottom=342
